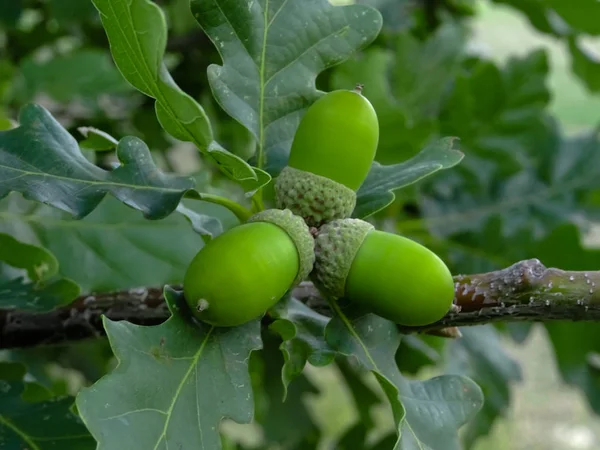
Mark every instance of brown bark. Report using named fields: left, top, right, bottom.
left=2, top=259, right=600, bottom=349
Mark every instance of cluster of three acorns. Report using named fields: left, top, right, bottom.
left=183, top=87, right=455, bottom=328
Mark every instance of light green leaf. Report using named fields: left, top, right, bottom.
left=76, top=288, right=262, bottom=450
left=92, top=0, right=269, bottom=191
left=354, top=137, right=464, bottom=219
left=191, top=0, right=383, bottom=173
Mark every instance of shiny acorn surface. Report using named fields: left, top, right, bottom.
left=346, top=230, right=455, bottom=326
left=183, top=222, right=299, bottom=327
left=287, top=87, right=379, bottom=191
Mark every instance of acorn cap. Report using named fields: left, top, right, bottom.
left=311, top=218, right=374, bottom=298
left=248, top=208, right=315, bottom=285
left=274, top=166, right=357, bottom=228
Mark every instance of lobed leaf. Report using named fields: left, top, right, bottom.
left=268, top=296, right=335, bottom=399
left=0, top=194, right=217, bottom=294
left=191, top=0, right=383, bottom=173
left=0, top=104, right=194, bottom=220
left=76, top=288, right=262, bottom=450
left=354, top=137, right=464, bottom=219
left=0, top=233, right=80, bottom=312
left=325, top=311, right=483, bottom=449
left=0, top=362, right=95, bottom=449
left=446, top=326, right=522, bottom=448
left=92, top=0, right=269, bottom=191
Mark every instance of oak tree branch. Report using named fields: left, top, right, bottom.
left=2, top=259, right=600, bottom=349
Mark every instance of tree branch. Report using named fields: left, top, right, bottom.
left=2, top=259, right=600, bottom=349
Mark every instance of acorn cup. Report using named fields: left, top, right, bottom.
left=183, top=209, right=315, bottom=327
left=275, top=86, right=379, bottom=227
left=312, top=219, right=455, bottom=327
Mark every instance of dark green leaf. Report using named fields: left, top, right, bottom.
left=440, top=50, right=550, bottom=166
left=395, top=334, right=444, bottom=375
left=0, top=233, right=80, bottom=312
left=18, top=49, right=131, bottom=103
left=268, top=296, right=335, bottom=398
left=491, top=0, right=562, bottom=35
left=48, top=0, right=97, bottom=24
left=191, top=0, right=382, bottom=173
left=569, top=37, right=600, bottom=93
left=0, top=194, right=210, bottom=293
left=446, top=326, right=522, bottom=449
left=0, top=0, right=23, bottom=27
left=545, top=0, right=600, bottom=35
left=334, top=422, right=369, bottom=450
left=0, top=276, right=80, bottom=312
left=336, top=358, right=381, bottom=427
left=92, top=0, right=269, bottom=191
left=354, top=137, right=464, bottom=219
left=176, top=203, right=224, bottom=241
left=78, top=127, right=119, bottom=152
left=325, top=311, right=483, bottom=449
left=76, top=288, right=262, bottom=450
left=330, top=49, right=434, bottom=165
left=254, top=329, right=320, bottom=447
left=0, top=104, right=195, bottom=220
left=0, top=362, right=95, bottom=449
left=0, top=232, right=59, bottom=281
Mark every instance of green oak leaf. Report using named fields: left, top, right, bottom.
left=0, top=232, right=59, bottom=281
left=0, top=233, right=80, bottom=312
left=255, top=330, right=321, bottom=448
left=176, top=203, right=224, bottom=241
left=545, top=0, right=600, bottom=35
left=354, top=137, right=464, bottom=219
left=78, top=126, right=119, bottom=151
left=268, top=296, right=335, bottom=399
left=0, top=195, right=217, bottom=293
left=91, top=0, right=269, bottom=191
left=0, top=104, right=195, bottom=220
left=0, top=1, right=22, bottom=28
left=325, top=310, right=483, bottom=449
left=76, top=288, right=262, bottom=450
left=0, top=276, right=80, bottom=312
left=0, top=362, right=95, bottom=449
left=18, top=49, right=131, bottom=103
left=446, top=326, right=522, bottom=449
left=336, top=358, right=381, bottom=428
left=568, top=36, right=600, bottom=93
left=191, top=0, right=383, bottom=173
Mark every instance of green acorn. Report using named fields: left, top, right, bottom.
left=275, top=86, right=379, bottom=227
left=312, top=219, right=455, bottom=327
left=183, top=209, right=314, bottom=327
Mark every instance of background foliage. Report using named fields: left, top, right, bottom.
left=2, top=0, right=600, bottom=449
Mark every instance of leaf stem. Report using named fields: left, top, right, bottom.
left=186, top=192, right=252, bottom=222
left=251, top=193, right=265, bottom=213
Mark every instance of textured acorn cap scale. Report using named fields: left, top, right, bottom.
left=249, top=208, right=315, bottom=285
left=274, top=166, right=357, bottom=228
left=311, top=218, right=374, bottom=298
